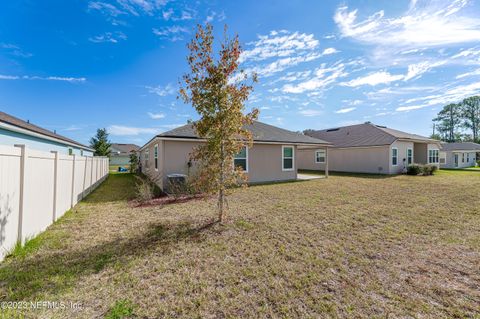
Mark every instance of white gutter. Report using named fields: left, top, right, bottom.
left=0, top=121, right=94, bottom=152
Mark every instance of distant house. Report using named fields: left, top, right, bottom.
left=299, top=122, right=441, bottom=174
left=0, top=111, right=93, bottom=155
left=439, top=142, right=480, bottom=168
left=110, top=143, right=140, bottom=166
left=139, top=121, right=330, bottom=190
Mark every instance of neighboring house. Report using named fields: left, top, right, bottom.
left=299, top=122, right=441, bottom=174
left=439, top=142, right=480, bottom=168
left=110, top=143, right=140, bottom=166
left=139, top=121, right=330, bottom=189
left=0, top=111, right=94, bottom=155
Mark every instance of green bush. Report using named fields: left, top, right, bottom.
left=407, top=164, right=422, bottom=175
left=422, top=164, right=438, bottom=176
left=407, top=163, right=438, bottom=176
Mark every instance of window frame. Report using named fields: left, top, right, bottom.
left=467, top=152, right=470, bottom=163
left=282, top=145, right=295, bottom=171
left=144, top=149, right=150, bottom=169
left=154, top=144, right=158, bottom=171
left=233, top=146, right=248, bottom=172
left=428, top=149, right=439, bottom=164
left=315, top=149, right=326, bottom=164
left=407, top=148, right=413, bottom=165
left=391, top=147, right=398, bottom=166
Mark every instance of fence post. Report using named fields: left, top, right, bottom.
left=82, top=155, right=87, bottom=199
left=90, top=156, right=94, bottom=190
left=14, top=144, right=27, bottom=244
left=70, top=154, right=76, bottom=208
left=51, top=151, right=59, bottom=222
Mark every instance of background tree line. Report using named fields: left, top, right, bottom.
left=431, top=95, right=480, bottom=143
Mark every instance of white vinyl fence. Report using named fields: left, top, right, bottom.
left=0, top=144, right=108, bottom=261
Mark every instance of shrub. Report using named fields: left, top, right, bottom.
left=477, top=159, right=480, bottom=167
left=134, top=175, right=162, bottom=203
left=407, top=164, right=422, bottom=175
left=422, top=164, right=438, bottom=176
left=407, top=163, right=438, bottom=176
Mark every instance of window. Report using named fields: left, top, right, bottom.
left=407, top=148, right=413, bottom=165
left=467, top=153, right=470, bottom=163
left=315, top=150, right=326, bottom=163
left=233, top=146, right=248, bottom=172
left=144, top=149, right=149, bottom=168
left=428, top=149, right=439, bottom=163
left=68, top=148, right=73, bottom=156
left=154, top=144, right=158, bottom=170
left=80, top=150, right=84, bottom=156
left=391, top=148, right=398, bottom=166
left=462, top=153, right=465, bottom=163
left=282, top=146, right=294, bottom=171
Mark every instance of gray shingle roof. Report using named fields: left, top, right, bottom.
left=440, top=142, right=480, bottom=151
left=304, top=123, right=437, bottom=148
left=111, top=143, right=140, bottom=155
left=158, top=121, right=330, bottom=145
left=0, top=111, right=93, bottom=150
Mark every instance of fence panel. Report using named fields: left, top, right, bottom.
left=22, top=149, right=56, bottom=242
left=0, top=146, right=22, bottom=260
left=0, top=145, right=108, bottom=261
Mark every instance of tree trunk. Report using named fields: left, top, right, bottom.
left=218, top=141, right=225, bottom=222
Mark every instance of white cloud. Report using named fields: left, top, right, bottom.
left=322, top=47, right=339, bottom=55
left=456, top=68, right=480, bottom=79
left=88, top=1, right=125, bottom=17
left=342, top=71, right=403, bottom=87
left=404, top=60, right=445, bottom=81
left=335, top=107, right=356, bottom=114
left=108, top=125, right=160, bottom=136
left=0, top=43, right=32, bottom=58
left=147, top=112, right=165, bottom=119
left=0, top=74, right=86, bottom=82
left=152, top=26, right=189, bottom=41
left=89, top=31, right=127, bottom=43
left=298, top=109, right=323, bottom=117
left=396, top=104, right=427, bottom=112
left=239, top=30, right=320, bottom=63
left=334, top=1, right=480, bottom=49
left=145, top=83, right=175, bottom=96
left=0, top=75, right=20, bottom=80
left=282, top=63, right=348, bottom=93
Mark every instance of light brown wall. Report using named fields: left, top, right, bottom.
left=140, top=139, right=164, bottom=188
left=298, top=146, right=390, bottom=174
left=248, top=143, right=297, bottom=183
left=142, top=139, right=297, bottom=189
left=389, top=140, right=414, bottom=174
left=297, top=148, right=327, bottom=171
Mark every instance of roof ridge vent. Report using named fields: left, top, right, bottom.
left=326, top=128, right=340, bottom=132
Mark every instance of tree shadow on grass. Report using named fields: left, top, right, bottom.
left=0, top=219, right=219, bottom=301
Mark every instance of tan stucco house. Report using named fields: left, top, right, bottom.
left=298, top=122, right=441, bottom=174
left=139, top=121, right=330, bottom=189
left=439, top=142, right=480, bottom=168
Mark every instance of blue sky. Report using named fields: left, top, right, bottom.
left=1, top=0, right=480, bottom=145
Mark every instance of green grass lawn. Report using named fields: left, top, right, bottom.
left=1, top=171, right=479, bottom=318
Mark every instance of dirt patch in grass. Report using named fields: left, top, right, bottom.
left=0, top=171, right=479, bottom=318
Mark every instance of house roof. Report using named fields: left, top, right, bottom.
left=155, top=121, right=330, bottom=145
left=0, top=111, right=93, bottom=151
left=304, top=122, right=438, bottom=148
left=440, top=142, right=480, bottom=152
left=111, top=143, right=140, bottom=155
